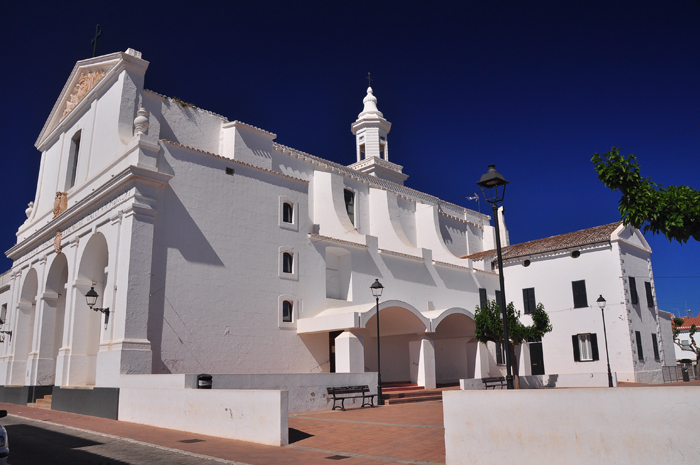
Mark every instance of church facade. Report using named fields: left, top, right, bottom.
left=0, top=49, right=671, bottom=412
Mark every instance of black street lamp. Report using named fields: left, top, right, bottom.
left=597, top=295, right=614, bottom=387
left=85, top=286, right=110, bottom=328
left=477, top=164, right=514, bottom=390
left=370, top=279, right=385, bottom=405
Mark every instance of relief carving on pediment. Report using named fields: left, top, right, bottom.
left=53, top=192, right=68, bottom=218
left=62, top=70, right=106, bottom=119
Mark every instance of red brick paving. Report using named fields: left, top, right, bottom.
left=0, top=400, right=447, bottom=465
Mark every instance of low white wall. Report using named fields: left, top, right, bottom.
left=185, top=373, right=378, bottom=412
left=460, top=372, right=617, bottom=390
left=118, top=388, right=288, bottom=446
left=444, top=387, right=700, bottom=464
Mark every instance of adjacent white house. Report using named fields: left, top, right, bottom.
left=671, top=315, right=699, bottom=362
left=0, top=49, right=673, bottom=418
left=467, top=222, right=676, bottom=383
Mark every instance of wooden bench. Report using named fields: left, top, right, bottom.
left=482, top=377, right=507, bottom=389
left=327, top=385, right=376, bottom=411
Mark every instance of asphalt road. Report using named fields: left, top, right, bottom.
left=1, top=414, right=241, bottom=465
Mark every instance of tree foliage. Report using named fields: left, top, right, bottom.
left=672, top=317, right=699, bottom=363
left=591, top=147, right=700, bottom=243
left=474, top=299, right=552, bottom=345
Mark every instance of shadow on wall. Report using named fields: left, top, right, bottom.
left=519, top=374, right=559, bottom=389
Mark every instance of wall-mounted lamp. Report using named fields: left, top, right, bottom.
left=85, top=286, right=109, bottom=328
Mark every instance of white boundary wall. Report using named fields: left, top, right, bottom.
left=460, top=372, right=617, bottom=390
left=444, top=387, right=700, bottom=464
left=184, top=372, right=378, bottom=412
left=119, top=386, right=288, bottom=446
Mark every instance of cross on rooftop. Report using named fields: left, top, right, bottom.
left=91, top=24, right=102, bottom=58
left=366, top=72, right=373, bottom=87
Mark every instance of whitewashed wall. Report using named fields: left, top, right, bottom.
left=444, top=387, right=700, bottom=465
left=119, top=387, right=288, bottom=446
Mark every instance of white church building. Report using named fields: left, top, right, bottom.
left=0, top=49, right=673, bottom=419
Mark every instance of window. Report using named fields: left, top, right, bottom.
left=282, top=203, right=293, bottom=224
left=523, top=288, right=536, bottom=315
left=635, top=331, right=644, bottom=361
left=283, top=253, right=293, bottom=273
left=645, top=282, right=654, bottom=308
left=495, top=341, right=505, bottom=366
left=282, top=301, right=293, bottom=323
left=225, top=167, right=234, bottom=175
left=572, top=333, right=599, bottom=362
left=629, top=277, right=639, bottom=305
left=681, top=339, right=691, bottom=350
left=0, top=303, right=6, bottom=325
left=65, top=130, right=81, bottom=190
left=572, top=280, right=588, bottom=308
left=479, top=288, right=488, bottom=310
left=651, top=334, right=660, bottom=361
left=496, top=290, right=503, bottom=311
left=344, top=189, right=355, bottom=226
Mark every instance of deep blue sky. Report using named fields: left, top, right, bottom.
left=2, top=1, right=699, bottom=316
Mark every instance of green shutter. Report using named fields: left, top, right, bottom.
left=590, top=333, right=599, bottom=361
left=572, top=335, right=581, bottom=362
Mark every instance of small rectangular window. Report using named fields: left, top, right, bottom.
left=344, top=189, right=355, bottom=226
left=651, top=334, right=660, bottom=361
left=225, top=167, right=234, bottom=175
left=282, top=203, right=293, bottom=224
left=635, top=331, right=644, bottom=361
left=572, top=333, right=599, bottom=362
left=495, top=289, right=503, bottom=311
left=629, top=277, right=638, bottom=305
left=479, top=288, right=488, bottom=310
left=523, top=288, right=536, bottom=315
left=0, top=303, right=6, bottom=325
left=496, top=341, right=505, bottom=366
left=645, top=282, right=654, bottom=308
left=572, top=280, right=588, bottom=308
left=283, top=252, right=293, bottom=273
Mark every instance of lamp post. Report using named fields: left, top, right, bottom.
left=597, top=295, right=614, bottom=387
left=85, top=286, right=110, bottom=328
left=477, top=164, right=514, bottom=390
left=370, top=279, right=385, bottom=405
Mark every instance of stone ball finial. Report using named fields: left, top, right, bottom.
left=134, top=107, right=149, bottom=135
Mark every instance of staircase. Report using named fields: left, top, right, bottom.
left=27, top=395, right=52, bottom=410
left=382, top=382, right=458, bottom=405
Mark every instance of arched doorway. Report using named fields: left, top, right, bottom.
left=432, top=311, right=476, bottom=384
left=72, top=233, right=109, bottom=386
left=39, top=253, right=69, bottom=385
left=12, top=269, right=38, bottom=384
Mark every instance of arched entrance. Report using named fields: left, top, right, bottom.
left=431, top=311, right=477, bottom=384
left=71, top=233, right=109, bottom=386
left=11, top=269, right=38, bottom=384
left=36, top=253, right=69, bottom=386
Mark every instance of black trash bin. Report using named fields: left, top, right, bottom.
left=681, top=366, right=690, bottom=382
left=197, top=373, right=213, bottom=389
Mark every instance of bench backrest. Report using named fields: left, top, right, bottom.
left=327, top=385, right=370, bottom=395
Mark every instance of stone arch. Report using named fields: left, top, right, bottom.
left=431, top=308, right=477, bottom=384
left=11, top=268, right=39, bottom=384
left=360, top=300, right=431, bottom=384
left=40, top=253, right=69, bottom=385
left=72, top=233, right=109, bottom=386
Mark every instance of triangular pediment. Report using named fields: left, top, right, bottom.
left=35, top=50, right=148, bottom=151
left=612, top=224, right=652, bottom=253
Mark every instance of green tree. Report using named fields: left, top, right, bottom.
left=672, top=317, right=699, bottom=364
left=591, top=147, right=700, bottom=243
left=474, top=299, right=552, bottom=386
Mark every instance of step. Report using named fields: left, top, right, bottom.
left=382, top=385, right=425, bottom=393
left=385, top=395, right=443, bottom=405
left=382, top=389, right=443, bottom=400
left=26, top=402, right=51, bottom=409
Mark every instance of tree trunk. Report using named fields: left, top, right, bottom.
left=509, top=342, right=520, bottom=389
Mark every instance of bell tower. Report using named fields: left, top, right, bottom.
left=349, top=86, right=408, bottom=184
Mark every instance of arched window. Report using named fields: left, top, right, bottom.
left=283, top=252, right=293, bottom=273
left=282, top=300, right=293, bottom=322
left=283, top=203, right=293, bottom=223
left=344, top=189, right=355, bottom=226
left=65, top=130, right=81, bottom=190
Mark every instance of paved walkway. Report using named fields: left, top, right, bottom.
left=0, top=400, right=447, bottom=465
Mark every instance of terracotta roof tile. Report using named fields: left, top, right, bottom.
left=673, top=316, right=700, bottom=331
left=464, top=222, right=622, bottom=262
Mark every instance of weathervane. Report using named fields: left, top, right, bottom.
left=91, top=24, right=103, bottom=57
left=366, top=72, right=373, bottom=88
